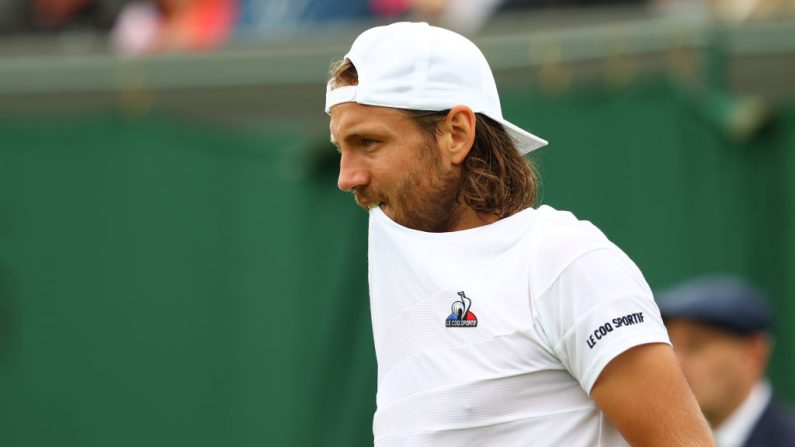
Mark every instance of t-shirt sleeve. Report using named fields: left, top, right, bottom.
left=532, top=247, right=671, bottom=394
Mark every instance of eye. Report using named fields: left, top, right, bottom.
left=362, top=138, right=379, bottom=148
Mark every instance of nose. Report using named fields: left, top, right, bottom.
left=337, top=151, right=370, bottom=192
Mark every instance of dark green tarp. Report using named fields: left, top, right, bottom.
left=1, top=80, right=793, bottom=446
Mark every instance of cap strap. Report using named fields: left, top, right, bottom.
left=325, top=85, right=358, bottom=114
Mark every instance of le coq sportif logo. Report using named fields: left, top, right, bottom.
left=446, top=291, right=478, bottom=328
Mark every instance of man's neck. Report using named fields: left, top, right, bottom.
left=708, top=387, right=754, bottom=429
left=712, top=381, right=771, bottom=447
left=447, top=206, right=501, bottom=231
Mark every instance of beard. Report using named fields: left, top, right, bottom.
left=352, top=140, right=464, bottom=233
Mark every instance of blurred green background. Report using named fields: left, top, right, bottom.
left=1, top=14, right=794, bottom=447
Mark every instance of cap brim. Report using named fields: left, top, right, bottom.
left=500, top=118, right=548, bottom=155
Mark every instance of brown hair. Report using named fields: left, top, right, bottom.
left=328, top=59, right=539, bottom=218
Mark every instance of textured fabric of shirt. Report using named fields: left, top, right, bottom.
left=367, top=205, right=671, bottom=446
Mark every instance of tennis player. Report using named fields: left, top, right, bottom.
left=326, top=22, right=714, bottom=446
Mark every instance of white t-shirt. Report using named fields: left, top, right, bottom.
left=367, top=205, right=671, bottom=446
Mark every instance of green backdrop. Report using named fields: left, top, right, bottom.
left=1, top=79, right=793, bottom=446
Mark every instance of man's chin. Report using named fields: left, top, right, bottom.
left=353, top=196, right=383, bottom=212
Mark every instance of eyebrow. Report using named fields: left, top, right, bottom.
left=330, top=132, right=382, bottom=147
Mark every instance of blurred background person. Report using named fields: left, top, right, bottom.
left=658, top=275, right=795, bottom=447
left=1, top=0, right=126, bottom=34
left=112, top=0, right=238, bottom=55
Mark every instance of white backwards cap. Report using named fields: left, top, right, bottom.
left=325, top=22, right=548, bottom=154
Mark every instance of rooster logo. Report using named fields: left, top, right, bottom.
left=446, top=291, right=478, bottom=327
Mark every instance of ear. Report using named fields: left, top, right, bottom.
left=438, top=105, right=476, bottom=166
left=750, top=332, right=772, bottom=369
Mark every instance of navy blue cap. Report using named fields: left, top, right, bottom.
left=657, top=274, right=773, bottom=335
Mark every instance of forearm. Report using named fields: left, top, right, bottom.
left=591, top=343, right=715, bottom=446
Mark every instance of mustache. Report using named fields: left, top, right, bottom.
left=352, top=186, right=382, bottom=209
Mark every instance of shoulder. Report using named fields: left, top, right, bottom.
left=528, top=205, right=615, bottom=257
left=526, top=205, right=621, bottom=298
left=524, top=207, right=667, bottom=393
